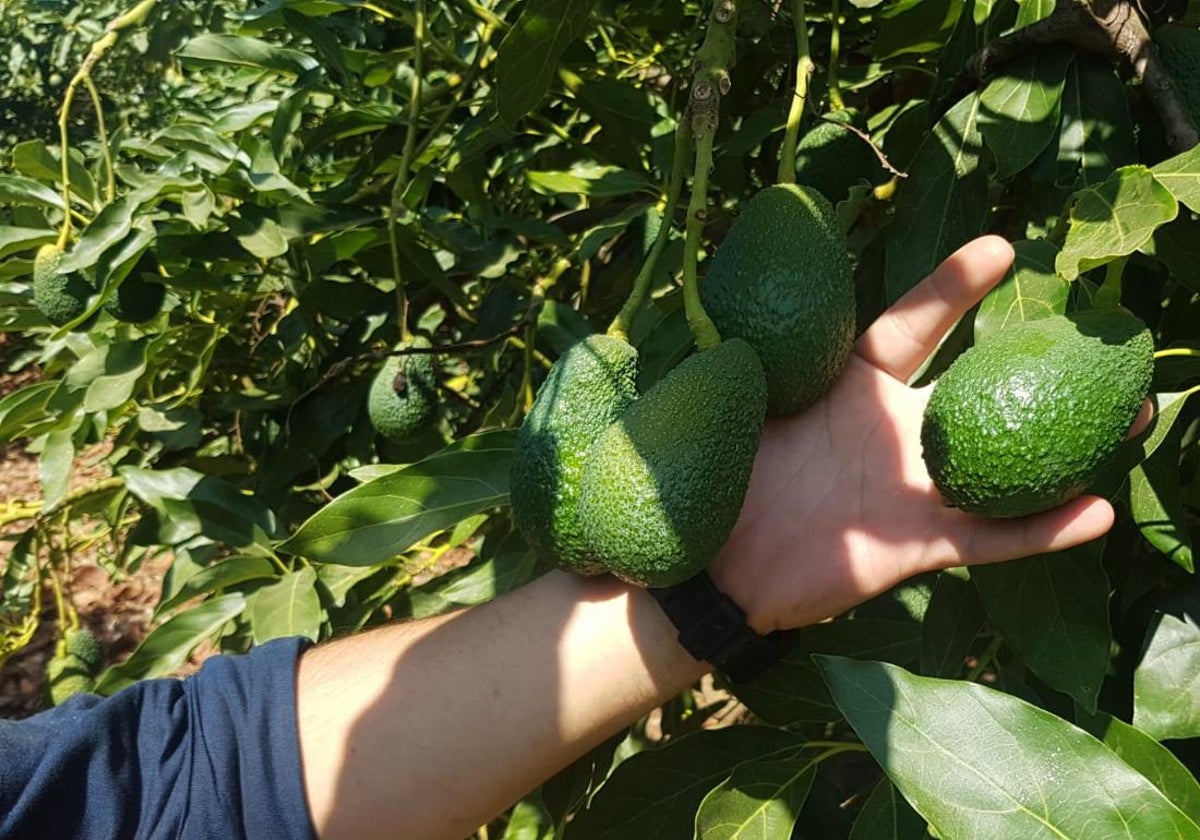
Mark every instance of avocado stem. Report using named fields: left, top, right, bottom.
left=827, top=0, right=845, bottom=112
left=682, top=132, right=722, bottom=351
left=608, top=124, right=692, bottom=342
left=1154, top=348, right=1200, bottom=360
left=778, top=0, right=814, bottom=186
left=390, top=0, right=426, bottom=345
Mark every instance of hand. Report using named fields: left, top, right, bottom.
left=710, top=235, right=1151, bottom=634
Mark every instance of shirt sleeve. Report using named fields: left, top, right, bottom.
left=0, top=635, right=318, bottom=840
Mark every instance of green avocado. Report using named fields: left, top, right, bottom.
left=701, top=184, right=856, bottom=416
left=921, top=309, right=1154, bottom=519
left=794, top=110, right=878, bottom=202
left=366, top=339, right=439, bottom=441
left=510, top=334, right=639, bottom=575
left=46, top=652, right=96, bottom=706
left=32, top=244, right=92, bottom=327
left=105, top=274, right=166, bottom=323
left=578, top=338, right=768, bottom=587
left=64, top=627, right=102, bottom=674
left=1155, top=25, right=1200, bottom=124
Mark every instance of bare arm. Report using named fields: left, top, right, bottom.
left=297, top=570, right=705, bottom=840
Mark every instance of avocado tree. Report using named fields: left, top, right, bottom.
left=3, top=0, right=1200, bottom=836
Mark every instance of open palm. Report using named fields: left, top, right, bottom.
left=711, top=236, right=1142, bottom=634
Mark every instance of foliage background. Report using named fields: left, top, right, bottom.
left=3, top=0, right=1200, bottom=836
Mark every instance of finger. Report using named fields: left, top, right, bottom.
left=1128, top=398, right=1154, bottom=440
left=933, top=495, right=1114, bottom=570
left=856, top=236, right=1014, bottom=383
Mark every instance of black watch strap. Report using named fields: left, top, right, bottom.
left=649, top=572, right=782, bottom=683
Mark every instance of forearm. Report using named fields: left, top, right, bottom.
left=296, top=569, right=708, bottom=840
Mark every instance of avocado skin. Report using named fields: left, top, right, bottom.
left=701, top=184, right=856, bottom=416
left=921, top=309, right=1154, bottom=519
left=45, top=653, right=96, bottom=706
left=578, top=338, right=767, bottom=587
left=366, top=339, right=439, bottom=441
left=32, top=244, right=92, bottom=327
left=511, top=334, right=639, bottom=575
left=64, top=628, right=102, bottom=674
left=1155, top=26, right=1200, bottom=124
left=795, top=111, right=877, bottom=202
left=105, top=275, right=166, bottom=323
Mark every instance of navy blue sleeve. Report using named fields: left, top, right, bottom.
left=0, top=636, right=318, bottom=840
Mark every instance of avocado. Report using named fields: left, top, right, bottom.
left=45, top=652, right=96, bottom=706
left=578, top=338, right=768, bottom=587
left=921, top=309, right=1154, bottom=518
left=794, top=111, right=878, bottom=202
left=1155, top=25, right=1200, bottom=124
left=105, top=274, right=166, bottom=323
left=701, top=184, right=856, bottom=416
left=64, top=627, right=102, bottom=674
left=32, top=244, right=92, bottom=327
left=510, top=334, right=639, bottom=574
left=366, top=338, right=439, bottom=441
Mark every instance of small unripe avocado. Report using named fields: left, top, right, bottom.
left=366, top=339, right=439, bottom=441
left=794, top=111, right=878, bottom=202
left=578, top=339, right=768, bottom=587
left=921, top=309, right=1154, bottom=518
left=701, top=184, right=856, bottom=416
left=32, top=244, right=92, bottom=327
left=64, top=627, right=102, bottom=674
left=46, top=652, right=96, bottom=706
left=511, top=334, right=639, bottom=574
left=105, top=275, right=166, bottom=323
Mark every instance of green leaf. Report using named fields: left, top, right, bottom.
left=56, top=197, right=139, bottom=277
left=1151, top=140, right=1200, bottom=215
left=1135, top=603, right=1200, bottom=740
left=973, top=239, right=1067, bottom=343
left=694, top=757, right=816, bottom=840
left=0, top=175, right=67, bottom=210
left=874, top=0, right=964, bottom=59
left=1076, top=710, right=1200, bottom=825
left=564, top=727, right=805, bottom=840
left=1057, top=56, right=1137, bottom=189
left=281, top=430, right=516, bottom=566
left=120, top=466, right=276, bottom=550
left=1015, top=0, right=1055, bottom=26
left=79, top=340, right=148, bottom=413
left=1055, top=165, right=1179, bottom=281
left=95, top=594, right=246, bottom=695
left=0, top=382, right=60, bottom=446
left=39, top=426, right=76, bottom=510
left=1130, top=430, right=1194, bottom=573
left=818, top=656, right=1200, bottom=839
left=526, top=165, right=655, bottom=198
left=177, top=33, right=321, bottom=75
left=920, top=570, right=984, bottom=678
left=971, top=542, right=1111, bottom=711
left=249, top=567, right=322, bottom=644
left=11, top=140, right=96, bottom=206
left=850, top=778, right=928, bottom=840
left=0, top=226, right=56, bottom=260
left=978, top=48, right=1073, bottom=180
left=733, top=620, right=921, bottom=725
left=493, top=0, right=602, bottom=127
left=155, top=555, right=278, bottom=617
left=885, top=92, right=989, bottom=302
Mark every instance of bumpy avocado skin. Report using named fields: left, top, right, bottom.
left=105, top=275, right=166, bottom=323
left=366, top=339, right=439, bottom=441
left=578, top=338, right=768, bottom=587
left=510, top=334, right=640, bottom=575
left=64, top=628, right=102, bottom=674
left=32, top=244, right=92, bottom=327
left=921, top=309, right=1154, bottom=519
left=1155, top=26, right=1200, bottom=124
left=794, top=111, right=877, bottom=202
left=701, top=184, right=856, bottom=416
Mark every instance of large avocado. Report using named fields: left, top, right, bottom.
left=32, top=244, right=92, bottom=327
left=510, top=334, right=639, bottom=575
left=921, top=309, right=1154, bottom=518
left=366, top=339, right=439, bottom=441
left=105, top=274, right=166, bottom=323
left=701, top=184, right=856, bottom=416
left=578, top=338, right=767, bottom=587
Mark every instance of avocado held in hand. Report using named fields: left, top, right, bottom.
left=921, top=309, right=1154, bottom=518
left=510, top=334, right=639, bottom=575
left=578, top=338, right=768, bottom=587
left=701, top=184, right=856, bottom=416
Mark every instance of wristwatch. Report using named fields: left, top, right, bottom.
left=648, top=572, right=783, bottom=683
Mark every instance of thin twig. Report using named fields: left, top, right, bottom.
left=818, top=116, right=908, bottom=178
